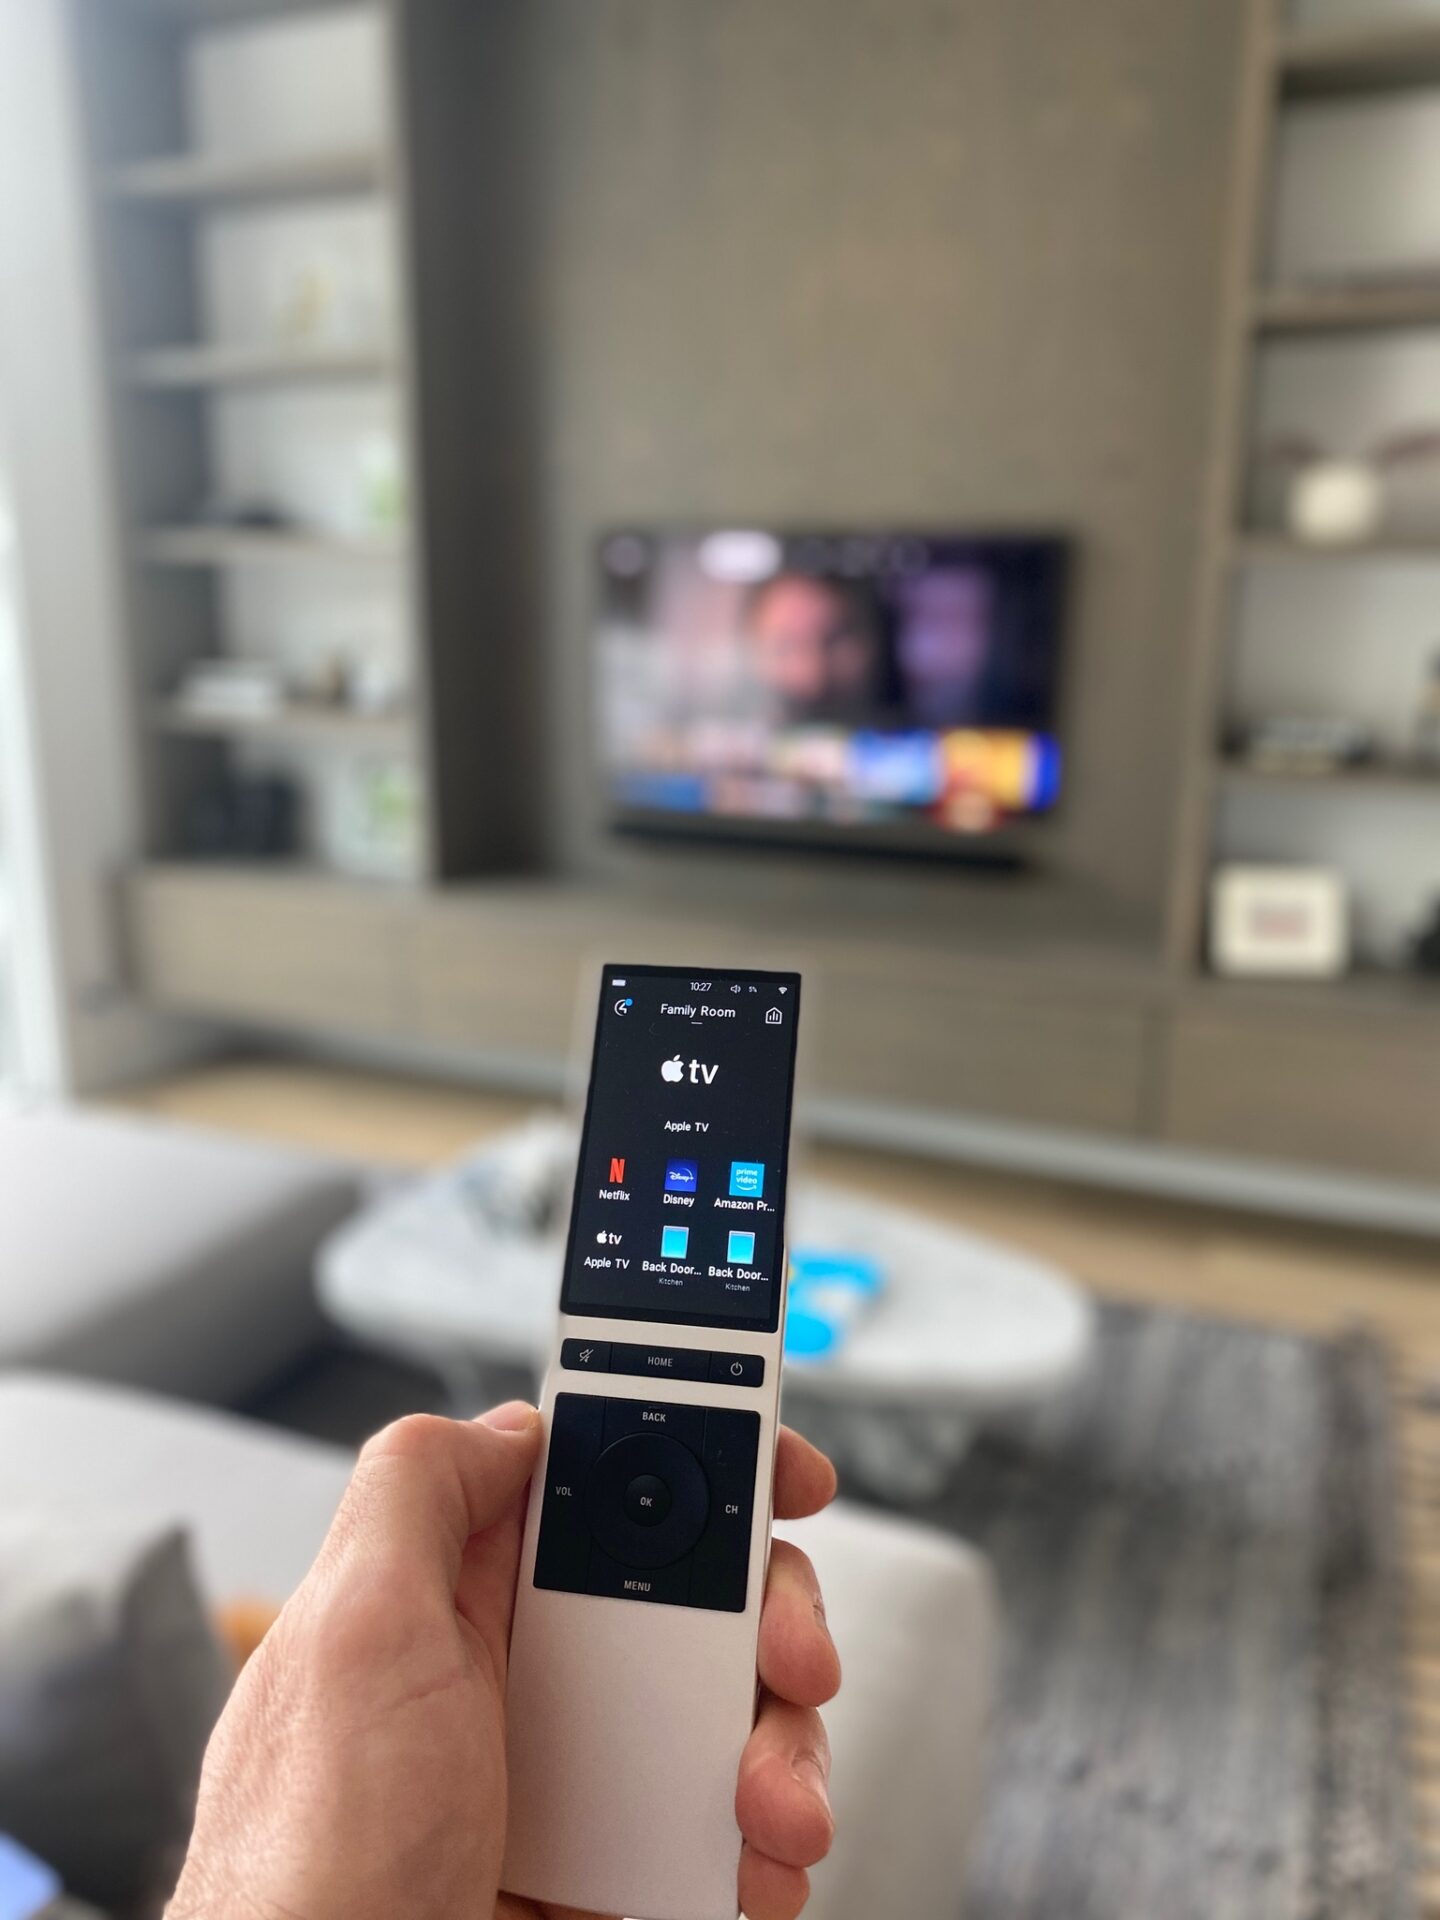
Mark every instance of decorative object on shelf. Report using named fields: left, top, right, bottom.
left=182, top=773, right=300, bottom=863
left=333, top=757, right=421, bottom=879
left=193, top=497, right=294, bottom=532
left=173, top=658, right=286, bottom=721
left=268, top=253, right=342, bottom=349
left=347, top=657, right=407, bottom=717
left=291, top=650, right=352, bottom=710
left=356, top=431, right=407, bottom=537
left=1413, top=899, right=1440, bottom=977
left=1234, top=714, right=1375, bottom=776
left=286, top=650, right=408, bottom=718
left=1209, top=864, right=1350, bottom=980
left=1262, top=427, right=1440, bottom=545
left=1414, top=651, right=1440, bottom=768
left=267, top=231, right=391, bottom=355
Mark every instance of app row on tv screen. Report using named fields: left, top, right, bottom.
left=598, top=528, right=1068, bottom=840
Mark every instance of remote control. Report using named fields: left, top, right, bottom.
left=503, top=962, right=801, bottom=1920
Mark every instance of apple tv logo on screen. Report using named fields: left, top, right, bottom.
left=661, top=1055, right=719, bottom=1085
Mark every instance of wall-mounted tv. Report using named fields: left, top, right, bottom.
left=597, top=527, right=1069, bottom=859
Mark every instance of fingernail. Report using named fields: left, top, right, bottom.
left=792, top=1749, right=832, bottom=1820
left=480, top=1401, right=539, bottom=1434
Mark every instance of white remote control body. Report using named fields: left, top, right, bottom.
left=503, top=962, right=801, bottom=1920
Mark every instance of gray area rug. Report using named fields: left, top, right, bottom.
left=919, top=1304, right=1414, bottom=1920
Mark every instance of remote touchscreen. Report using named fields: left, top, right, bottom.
left=561, top=966, right=801, bottom=1332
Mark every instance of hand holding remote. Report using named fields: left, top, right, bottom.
left=169, top=1402, right=839, bottom=1920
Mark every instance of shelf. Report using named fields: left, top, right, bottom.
left=129, top=341, right=395, bottom=390
left=1218, top=755, right=1440, bottom=794
left=118, top=0, right=375, bottom=26
left=150, top=701, right=415, bottom=748
left=141, top=525, right=404, bottom=568
left=1234, top=531, right=1440, bottom=564
left=1276, top=17, right=1440, bottom=98
left=1252, top=280, right=1440, bottom=335
left=106, top=146, right=386, bottom=209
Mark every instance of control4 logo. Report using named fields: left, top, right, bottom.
left=660, top=1054, right=719, bottom=1085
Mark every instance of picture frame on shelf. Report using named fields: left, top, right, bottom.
left=1209, top=865, right=1351, bottom=981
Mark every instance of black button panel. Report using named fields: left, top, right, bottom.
left=534, top=1393, right=760, bottom=1613
left=559, top=1340, right=764, bottom=1389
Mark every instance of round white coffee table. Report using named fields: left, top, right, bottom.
left=318, top=1123, right=1094, bottom=1500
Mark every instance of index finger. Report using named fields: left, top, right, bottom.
left=773, top=1426, right=836, bottom=1521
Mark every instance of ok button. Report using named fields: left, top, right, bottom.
left=624, top=1474, right=672, bottom=1527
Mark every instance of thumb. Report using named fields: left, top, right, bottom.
left=325, top=1404, right=542, bottom=1595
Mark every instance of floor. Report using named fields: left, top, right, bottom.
left=111, top=1053, right=1440, bottom=1907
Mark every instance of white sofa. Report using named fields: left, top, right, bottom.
left=0, top=1372, right=996, bottom=1920
left=0, top=1109, right=358, bottom=1403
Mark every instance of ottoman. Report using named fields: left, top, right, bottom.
left=0, top=1371, right=997, bottom=1920
left=0, top=1107, right=359, bottom=1404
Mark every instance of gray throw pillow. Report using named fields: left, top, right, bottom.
left=0, top=1516, right=229, bottom=1911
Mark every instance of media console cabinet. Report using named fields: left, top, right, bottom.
left=127, top=865, right=1440, bottom=1199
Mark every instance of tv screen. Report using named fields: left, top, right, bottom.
left=598, top=528, right=1067, bottom=852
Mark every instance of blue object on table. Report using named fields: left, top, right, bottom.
left=784, top=1247, right=885, bottom=1360
left=0, top=1835, right=61, bottom=1920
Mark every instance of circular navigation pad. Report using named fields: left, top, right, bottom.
left=586, top=1433, right=710, bottom=1570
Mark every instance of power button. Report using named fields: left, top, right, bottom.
left=708, top=1351, right=765, bottom=1389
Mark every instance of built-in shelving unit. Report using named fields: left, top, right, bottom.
left=1173, top=0, right=1440, bottom=1020
left=68, top=0, right=439, bottom=883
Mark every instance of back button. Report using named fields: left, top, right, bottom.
left=603, top=1397, right=705, bottom=1453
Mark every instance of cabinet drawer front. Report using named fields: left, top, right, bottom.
left=409, top=914, right=598, bottom=1058
left=1165, top=1008, right=1440, bottom=1184
left=129, top=874, right=402, bottom=1034
left=817, top=974, right=1149, bottom=1135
